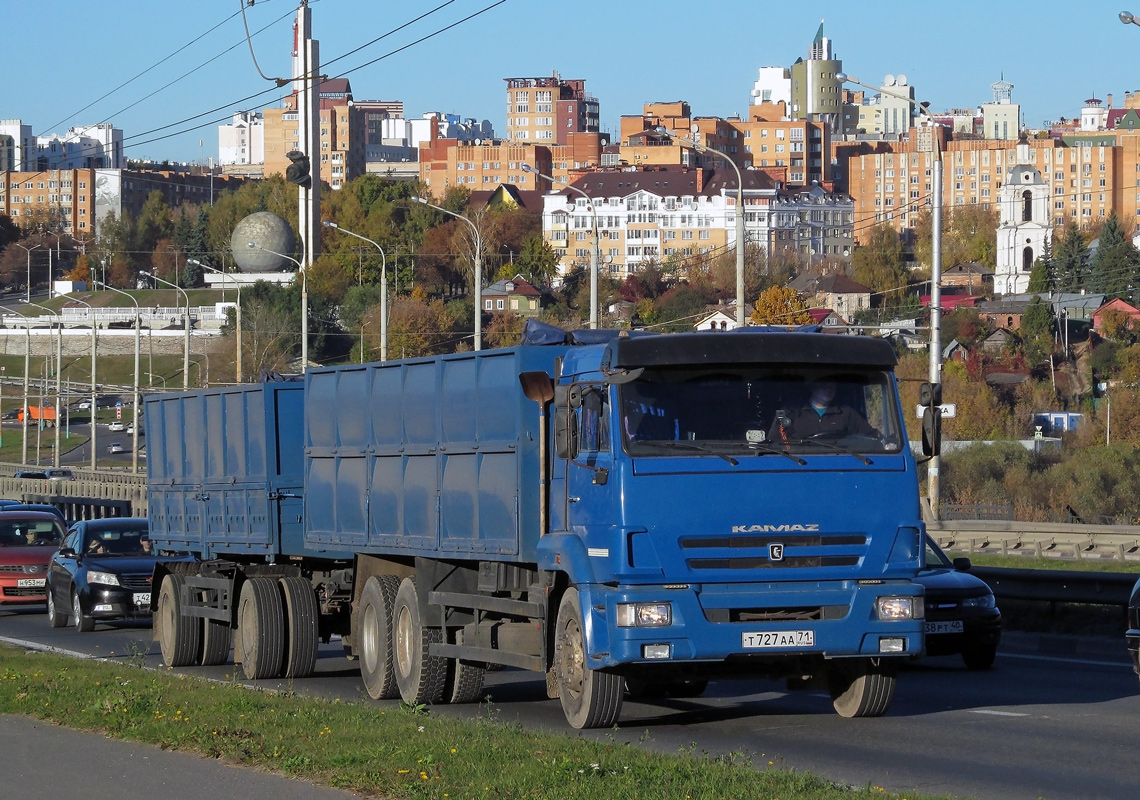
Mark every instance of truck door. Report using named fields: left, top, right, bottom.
left=564, top=383, right=613, bottom=531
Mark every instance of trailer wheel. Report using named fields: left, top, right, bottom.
left=200, top=617, right=232, bottom=666
left=392, top=576, right=446, bottom=705
left=445, top=629, right=485, bottom=704
left=237, top=577, right=285, bottom=680
left=157, top=574, right=201, bottom=666
left=358, top=575, right=400, bottom=699
left=280, top=576, right=319, bottom=678
left=828, top=658, right=896, bottom=718
left=554, top=587, right=624, bottom=729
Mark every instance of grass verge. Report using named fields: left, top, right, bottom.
left=0, top=644, right=946, bottom=800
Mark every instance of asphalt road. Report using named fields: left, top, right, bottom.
left=0, top=605, right=1136, bottom=800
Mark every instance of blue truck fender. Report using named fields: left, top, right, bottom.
left=536, top=532, right=598, bottom=585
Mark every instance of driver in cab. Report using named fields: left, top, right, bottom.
left=770, top=380, right=881, bottom=442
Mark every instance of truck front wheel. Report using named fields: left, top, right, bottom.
left=393, top=576, right=446, bottom=705
left=827, top=657, right=896, bottom=718
left=358, top=575, right=400, bottom=699
left=554, top=587, right=624, bottom=729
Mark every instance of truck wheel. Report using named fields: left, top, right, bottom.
left=445, top=630, right=485, bottom=704
left=828, top=658, right=896, bottom=718
left=392, top=576, right=446, bottom=705
left=46, top=585, right=68, bottom=628
left=72, top=589, right=96, bottom=633
left=554, top=587, right=624, bottom=729
left=156, top=574, right=200, bottom=666
left=280, top=576, right=319, bottom=678
left=358, top=576, right=400, bottom=699
left=237, top=577, right=285, bottom=680
left=200, top=618, right=232, bottom=666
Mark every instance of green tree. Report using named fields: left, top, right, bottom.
left=852, top=223, right=907, bottom=304
left=1020, top=296, right=1056, bottom=364
left=1052, top=224, right=1088, bottom=292
left=1088, top=212, right=1140, bottom=298
left=512, top=233, right=559, bottom=287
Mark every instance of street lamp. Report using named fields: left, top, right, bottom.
left=144, top=372, right=167, bottom=389
left=411, top=197, right=483, bottom=350
left=1, top=304, right=32, bottom=466
left=189, top=258, right=242, bottom=382
left=655, top=126, right=747, bottom=328
left=520, top=164, right=600, bottom=329
left=13, top=243, right=40, bottom=303
left=68, top=295, right=98, bottom=470
left=322, top=221, right=388, bottom=361
left=21, top=300, right=62, bottom=467
left=247, top=243, right=308, bottom=370
left=140, top=271, right=191, bottom=391
left=838, top=72, right=944, bottom=517
left=1122, top=10, right=1140, bottom=26
left=94, top=281, right=141, bottom=473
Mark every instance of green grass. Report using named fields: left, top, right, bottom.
left=953, top=552, right=1140, bottom=573
left=0, top=645, right=948, bottom=800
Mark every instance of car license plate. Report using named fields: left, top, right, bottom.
left=16, top=578, right=45, bottom=588
left=133, top=592, right=151, bottom=606
left=742, top=630, right=814, bottom=649
left=925, top=620, right=964, bottom=634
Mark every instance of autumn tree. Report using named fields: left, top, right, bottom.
left=851, top=223, right=907, bottom=304
left=750, top=286, right=813, bottom=325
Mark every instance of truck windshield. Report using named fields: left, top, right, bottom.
left=619, top=365, right=904, bottom=457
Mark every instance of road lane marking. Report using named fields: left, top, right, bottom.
left=1002, top=652, right=1132, bottom=669
left=968, top=709, right=1029, bottom=717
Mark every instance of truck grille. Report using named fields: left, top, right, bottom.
left=680, top=533, right=865, bottom=571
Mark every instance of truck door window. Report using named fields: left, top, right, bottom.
left=579, top=385, right=609, bottom=452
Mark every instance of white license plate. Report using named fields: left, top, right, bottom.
left=742, top=630, right=814, bottom=649
left=925, top=620, right=964, bottom=634
left=16, top=578, right=45, bottom=588
left=133, top=592, right=151, bottom=606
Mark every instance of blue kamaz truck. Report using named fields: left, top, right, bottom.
left=147, top=326, right=929, bottom=728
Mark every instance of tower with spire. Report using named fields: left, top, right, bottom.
left=790, top=21, right=844, bottom=132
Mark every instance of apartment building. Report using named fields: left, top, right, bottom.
left=419, top=138, right=553, bottom=194
left=505, top=74, right=599, bottom=144
left=536, top=165, right=853, bottom=278
left=263, top=78, right=366, bottom=190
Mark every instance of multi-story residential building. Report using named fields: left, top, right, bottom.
left=504, top=74, right=599, bottom=144
left=263, top=77, right=366, bottom=190
left=789, top=23, right=845, bottom=132
left=535, top=165, right=853, bottom=278
left=0, top=120, right=34, bottom=171
left=28, top=123, right=124, bottom=170
left=218, top=111, right=265, bottom=169
left=852, top=75, right=915, bottom=136
left=419, top=137, right=553, bottom=194
left=981, top=78, right=1020, bottom=140
left=0, top=167, right=244, bottom=236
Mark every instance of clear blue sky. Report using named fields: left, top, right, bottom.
left=7, top=0, right=1137, bottom=163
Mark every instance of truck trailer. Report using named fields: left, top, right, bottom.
left=146, top=326, right=930, bottom=728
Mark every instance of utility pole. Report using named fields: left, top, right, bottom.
left=295, top=1, right=321, bottom=367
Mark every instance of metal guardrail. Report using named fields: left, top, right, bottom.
left=970, top=566, right=1137, bottom=607
left=928, top=519, right=1140, bottom=562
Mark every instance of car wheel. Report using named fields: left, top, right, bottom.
left=47, top=585, right=68, bottom=628
left=72, top=589, right=95, bottom=632
left=962, top=642, right=998, bottom=670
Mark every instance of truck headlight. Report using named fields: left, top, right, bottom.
left=876, top=596, right=919, bottom=620
left=87, top=571, right=121, bottom=587
left=617, top=602, right=672, bottom=627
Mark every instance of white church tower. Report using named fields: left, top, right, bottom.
left=994, top=138, right=1052, bottom=295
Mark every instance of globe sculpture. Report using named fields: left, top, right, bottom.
left=230, top=212, right=298, bottom=272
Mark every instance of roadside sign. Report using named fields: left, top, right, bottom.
left=116, top=401, right=122, bottom=420
left=915, top=403, right=957, bottom=419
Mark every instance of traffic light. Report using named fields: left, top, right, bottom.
left=285, top=150, right=311, bottom=187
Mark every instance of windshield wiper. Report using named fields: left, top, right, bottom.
left=743, top=442, right=807, bottom=465
left=776, top=437, right=874, bottom=465
left=632, top=440, right=739, bottom=465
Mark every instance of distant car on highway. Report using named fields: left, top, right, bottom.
left=45, top=468, right=75, bottom=482
left=916, top=536, right=1002, bottom=669
left=0, top=504, right=67, bottom=525
left=107, top=442, right=125, bottom=454
left=0, top=511, right=66, bottom=606
left=107, top=421, right=126, bottom=432
left=14, top=470, right=48, bottom=480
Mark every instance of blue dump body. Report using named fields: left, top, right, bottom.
left=145, top=328, right=928, bottom=727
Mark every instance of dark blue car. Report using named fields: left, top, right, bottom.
left=916, top=536, right=1002, bottom=669
left=46, top=518, right=192, bottom=631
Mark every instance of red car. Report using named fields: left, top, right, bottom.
left=0, top=511, right=66, bottom=606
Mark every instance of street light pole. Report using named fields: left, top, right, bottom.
left=69, top=296, right=97, bottom=470
left=1, top=305, right=33, bottom=465
left=14, top=243, right=41, bottom=303
left=141, top=271, right=191, bottom=391
left=411, top=197, right=483, bottom=350
left=322, top=221, right=388, bottom=360
left=95, top=281, right=141, bottom=472
left=520, top=164, right=600, bottom=328
left=246, top=243, right=307, bottom=370
left=656, top=127, right=747, bottom=328
left=189, top=258, right=241, bottom=382
left=21, top=300, right=62, bottom=467
left=839, top=72, right=944, bottom=518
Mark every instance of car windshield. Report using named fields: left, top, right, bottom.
left=618, top=365, right=904, bottom=457
left=0, top=520, right=64, bottom=547
left=84, top=529, right=151, bottom=556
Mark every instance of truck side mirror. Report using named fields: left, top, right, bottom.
left=921, top=405, right=942, bottom=457
left=554, top=407, right=579, bottom=460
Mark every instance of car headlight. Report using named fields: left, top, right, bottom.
left=876, top=596, right=920, bottom=620
left=616, top=602, right=672, bottom=627
left=961, top=593, right=996, bottom=609
left=87, top=571, right=121, bottom=587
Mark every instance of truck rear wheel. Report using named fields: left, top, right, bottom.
left=828, top=658, right=896, bottom=718
left=280, top=576, right=319, bottom=678
left=200, top=618, right=232, bottom=666
left=555, top=587, right=624, bottom=729
left=237, top=577, right=285, bottom=680
left=358, top=575, right=400, bottom=699
left=157, top=574, right=201, bottom=666
left=445, top=630, right=485, bottom=704
left=392, top=576, right=446, bottom=705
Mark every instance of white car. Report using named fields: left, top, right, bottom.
left=107, top=421, right=125, bottom=432
left=77, top=400, right=91, bottom=410
left=107, top=442, right=125, bottom=454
